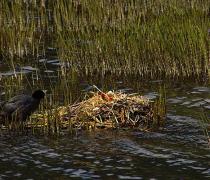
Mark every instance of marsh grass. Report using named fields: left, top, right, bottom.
left=200, top=108, right=210, bottom=147
left=0, top=0, right=209, bottom=78
left=54, top=0, right=210, bottom=78
left=152, top=85, right=166, bottom=129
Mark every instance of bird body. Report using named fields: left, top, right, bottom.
left=0, top=90, right=45, bottom=124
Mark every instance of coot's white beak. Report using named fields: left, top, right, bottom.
left=42, top=90, right=47, bottom=94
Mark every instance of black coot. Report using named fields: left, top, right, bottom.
left=0, top=90, right=45, bottom=123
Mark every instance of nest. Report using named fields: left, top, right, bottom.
left=31, top=91, right=165, bottom=131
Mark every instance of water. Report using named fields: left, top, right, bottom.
left=0, top=60, right=210, bottom=179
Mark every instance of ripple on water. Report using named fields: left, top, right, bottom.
left=144, top=92, right=158, bottom=100
left=0, top=129, right=209, bottom=179
left=193, top=87, right=210, bottom=93
left=118, top=175, right=143, bottom=179
left=116, top=138, right=171, bottom=159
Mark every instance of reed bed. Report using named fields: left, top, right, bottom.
left=0, top=0, right=209, bottom=78
left=54, top=0, right=210, bottom=78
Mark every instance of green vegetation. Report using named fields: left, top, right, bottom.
left=0, top=0, right=209, bottom=78
left=200, top=108, right=210, bottom=147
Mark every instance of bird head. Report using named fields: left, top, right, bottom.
left=32, top=90, right=45, bottom=100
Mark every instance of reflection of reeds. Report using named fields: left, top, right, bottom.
left=0, top=0, right=209, bottom=78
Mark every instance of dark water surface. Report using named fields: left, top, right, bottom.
left=0, top=61, right=210, bottom=179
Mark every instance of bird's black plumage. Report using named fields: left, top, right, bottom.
left=0, top=90, right=45, bottom=124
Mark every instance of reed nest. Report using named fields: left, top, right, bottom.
left=31, top=91, right=165, bottom=131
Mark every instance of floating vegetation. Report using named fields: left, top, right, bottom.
left=28, top=88, right=166, bottom=134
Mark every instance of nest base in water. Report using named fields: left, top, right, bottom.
left=31, top=91, right=165, bottom=131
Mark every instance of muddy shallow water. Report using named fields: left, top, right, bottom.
left=0, top=61, right=210, bottom=179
